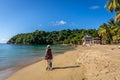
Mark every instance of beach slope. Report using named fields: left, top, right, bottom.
left=6, top=45, right=120, bottom=80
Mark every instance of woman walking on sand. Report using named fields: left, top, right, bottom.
left=45, top=45, right=53, bottom=70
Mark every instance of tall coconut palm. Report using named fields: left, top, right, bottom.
left=107, top=19, right=120, bottom=43
left=105, top=0, right=120, bottom=22
left=112, top=25, right=120, bottom=43
left=98, top=23, right=112, bottom=44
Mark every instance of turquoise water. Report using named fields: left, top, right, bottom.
left=0, top=43, right=73, bottom=80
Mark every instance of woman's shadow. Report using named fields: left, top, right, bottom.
left=52, top=65, right=80, bottom=70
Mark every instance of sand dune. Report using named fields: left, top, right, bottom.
left=6, top=45, right=120, bottom=80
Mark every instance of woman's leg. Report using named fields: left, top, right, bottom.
left=50, top=59, right=52, bottom=70
left=46, top=59, right=50, bottom=70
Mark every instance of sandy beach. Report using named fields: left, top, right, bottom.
left=6, top=45, right=120, bottom=80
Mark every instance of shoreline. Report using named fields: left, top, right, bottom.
left=0, top=58, right=43, bottom=80
left=2, top=45, right=75, bottom=80
left=6, top=45, right=120, bottom=80
left=6, top=46, right=79, bottom=80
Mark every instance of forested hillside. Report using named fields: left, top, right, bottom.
left=7, top=29, right=98, bottom=45
left=7, top=19, right=120, bottom=45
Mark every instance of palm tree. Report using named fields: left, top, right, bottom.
left=105, top=0, right=120, bottom=22
left=111, top=25, right=120, bottom=43
left=98, top=23, right=110, bottom=44
left=106, top=19, right=120, bottom=43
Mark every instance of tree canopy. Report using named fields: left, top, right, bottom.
left=7, top=19, right=120, bottom=45
left=7, top=29, right=98, bottom=45
left=98, top=19, right=120, bottom=44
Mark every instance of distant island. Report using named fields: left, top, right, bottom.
left=7, top=19, right=120, bottom=45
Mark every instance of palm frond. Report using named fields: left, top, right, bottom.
left=115, top=12, right=120, bottom=22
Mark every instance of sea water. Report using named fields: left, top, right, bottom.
left=0, top=43, right=73, bottom=80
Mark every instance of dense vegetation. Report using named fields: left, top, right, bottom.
left=7, top=29, right=98, bottom=45
left=98, top=19, right=120, bottom=44
left=7, top=19, right=120, bottom=45
left=8, top=0, right=120, bottom=45
left=97, top=0, right=120, bottom=44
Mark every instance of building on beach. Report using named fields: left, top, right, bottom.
left=82, top=35, right=101, bottom=46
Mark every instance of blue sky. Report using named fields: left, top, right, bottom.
left=0, top=0, right=115, bottom=43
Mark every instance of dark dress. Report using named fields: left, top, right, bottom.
left=45, top=48, right=53, bottom=60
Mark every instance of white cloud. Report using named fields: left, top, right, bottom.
left=89, top=6, right=100, bottom=10
left=53, top=20, right=67, bottom=26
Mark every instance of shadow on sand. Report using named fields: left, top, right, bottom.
left=52, top=66, right=80, bottom=70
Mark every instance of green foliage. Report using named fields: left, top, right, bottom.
left=98, top=19, right=120, bottom=44
left=105, top=0, right=120, bottom=22
left=7, top=29, right=98, bottom=45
